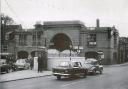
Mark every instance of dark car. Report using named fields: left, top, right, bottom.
left=52, top=61, right=87, bottom=80
left=0, top=59, right=13, bottom=74
left=84, top=58, right=103, bottom=75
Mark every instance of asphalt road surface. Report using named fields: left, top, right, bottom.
left=0, top=63, right=128, bottom=89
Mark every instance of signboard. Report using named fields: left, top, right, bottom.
left=74, top=46, right=83, bottom=50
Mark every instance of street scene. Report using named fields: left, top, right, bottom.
left=0, top=63, right=128, bottom=89
left=1, top=0, right=128, bottom=89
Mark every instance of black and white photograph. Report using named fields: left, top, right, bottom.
left=0, top=0, right=128, bottom=89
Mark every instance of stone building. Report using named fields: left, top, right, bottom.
left=14, top=19, right=119, bottom=65
left=1, top=24, right=22, bottom=61
left=118, top=37, right=128, bottom=63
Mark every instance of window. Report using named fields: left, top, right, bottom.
left=87, top=34, right=96, bottom=47
left=32, top=35, right=36, bottom=46
left=32, top=34, right=41, bottom=46
left=3, top=45, right=8, bottom=52
left=19, top=34, right=27, bottom=46
left=37, top=34, right=41, bottom=46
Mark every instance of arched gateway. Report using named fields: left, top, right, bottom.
left=15, top=20, right=119, bottom=69
left=49, top=33, right=72, bottom=52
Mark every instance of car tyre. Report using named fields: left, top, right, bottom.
left=83, top=70, right=87, bottom=78
left=57, top=76, right=61, bottom=80
left=93, top=69, right=96, bottom=75
left=6, top=69, right=10, bottom=73
left=100, top=68, right=103, bottom=74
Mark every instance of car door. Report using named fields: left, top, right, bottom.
left=73, top=62, right=80, bottom=75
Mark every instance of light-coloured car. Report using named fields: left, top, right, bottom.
left=52, top=61, right=87, bottom=80
left=15, top=59, right=30, bottom=70
left=84, top=58, right=103, bottom=74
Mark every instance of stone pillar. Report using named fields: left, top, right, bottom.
left=33, top=57, right=38, bottom=71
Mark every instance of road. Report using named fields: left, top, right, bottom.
left=0, top=63, right=128, bottom=89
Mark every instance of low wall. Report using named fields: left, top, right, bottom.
left=47, top=57, right=86, bottom=70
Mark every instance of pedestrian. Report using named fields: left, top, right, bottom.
left=37, top=53, right=43, bottom=73
left=30, top=57, right=34, bottom=70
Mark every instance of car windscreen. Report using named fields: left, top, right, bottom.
left=85, top=60, right=98, bottom=65
left=59, top=62, right=69, bottom=67
left=16, top=59, right=26, bottom=64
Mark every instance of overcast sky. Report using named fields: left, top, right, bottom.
left=1, top=0, right=128, bottom=36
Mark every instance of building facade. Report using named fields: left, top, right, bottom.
left=14, top=20, right=119, bottom=65
left=118, top=37, right=128, bottom=63
left=1, top=24, right=22, bottom=61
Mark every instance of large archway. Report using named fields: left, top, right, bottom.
left=17, top=51, right=28, bottom=59
left=50, top=33, right=72, bottom=52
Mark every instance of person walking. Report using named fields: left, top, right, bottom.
left=37, top=53, right=43, bottom=73
left=30, top=57, right=34, bottom=70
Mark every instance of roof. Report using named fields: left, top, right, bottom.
left=6, top=25, right=22, bottom=30
left=44, top=20, right=85, bottom=26
left=86, top=58, right=97, bottom=62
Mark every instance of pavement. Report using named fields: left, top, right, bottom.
left=0, top=70, right=52, bottom=83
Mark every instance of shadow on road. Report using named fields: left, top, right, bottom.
left=54, top=76, right=87, bottom=81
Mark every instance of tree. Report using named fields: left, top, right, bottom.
left=1, top=14, right=14, bottom=45
left=1, top=13, right=14, bottom=25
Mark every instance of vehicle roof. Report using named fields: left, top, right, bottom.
left=59, top=61, right=81, bottom=63
left=86, top=58, right=98, bottom=62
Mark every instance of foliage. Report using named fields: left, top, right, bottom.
left=1, top=13, right=14, bottom=25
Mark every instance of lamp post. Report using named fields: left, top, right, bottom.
left=69, top=45, right=72, bottom=61
left=77, top=45, right=83, bottom=56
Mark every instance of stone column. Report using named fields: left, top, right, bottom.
left=33, top=57, right=38, bottom=71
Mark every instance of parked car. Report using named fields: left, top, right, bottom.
left=84, top=58, right=103, bottom=74
left=0, top=59, right=13, bottom=74
left=15, top=59, right=30, bottom=70
left=52, top=61, right=87, bottom=80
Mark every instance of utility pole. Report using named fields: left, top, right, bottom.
left=70, top=44, right=72, bottom=61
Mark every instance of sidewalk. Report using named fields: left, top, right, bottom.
left=0, top=70, right=52, bottom=83
left=103, top=62, right=128, bottom=67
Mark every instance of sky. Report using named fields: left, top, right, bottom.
left=1, top=0, right=128, bottom=36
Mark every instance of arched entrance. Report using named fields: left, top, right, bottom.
left=17, top=51, right=28, bottom=59
left=85, top=51, right=98, bottom=59
left=50, top=33, right=72, bottom=52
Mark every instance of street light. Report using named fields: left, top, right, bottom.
left=76, top=45, right=83, bottom=56
left=69, top=44, right=72, bottom=61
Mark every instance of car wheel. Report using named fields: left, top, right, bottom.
left=57, top=76, right=61, bottom=80
left=6, top=69, right=10, bottom=73
left=9, top=69, right=13, bottom=73
left=83, top=70, right=87, bottom=77
left=100, top=69, right=103, bottom=74
left=93, top=69, right=96, bottom=75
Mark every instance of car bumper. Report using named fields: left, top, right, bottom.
left=17, top=66, right=25, bottom=69
left=53, top=73, right=71, bottom=76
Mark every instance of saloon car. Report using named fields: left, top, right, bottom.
left=52, top=61, right=87, bottom=80
left=15, top=59, right=30, bottom=70
left=84, top=58, right=103, bottom=74
left=0, top=59, right=13, bottom=74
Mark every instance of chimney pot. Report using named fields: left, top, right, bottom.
left=96, top=19, right=100, bottom=27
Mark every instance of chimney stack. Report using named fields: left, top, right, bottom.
left=96, top=19, right=100, bottom=27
